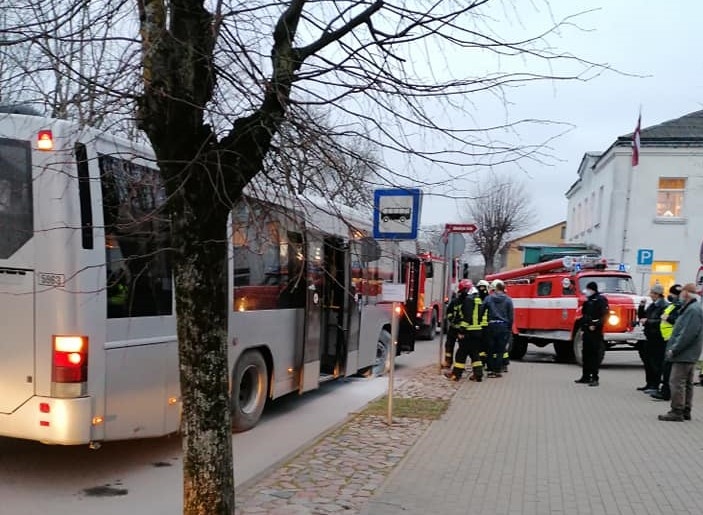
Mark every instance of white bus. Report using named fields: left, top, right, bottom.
left=0, top=109, right=419, bottom=445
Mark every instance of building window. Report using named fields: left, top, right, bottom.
left=560, top=224, right=566, bottom=240
left=656, top=178, right=685, bottom=217
left=597, top=186, right=604, bottom=225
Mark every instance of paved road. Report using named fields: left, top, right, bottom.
left=0, top=337, right=439, bottom=515
left=363, top=348, right=703, bottom=515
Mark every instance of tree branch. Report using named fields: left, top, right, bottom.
left=297, top=0, right=384, bottom=60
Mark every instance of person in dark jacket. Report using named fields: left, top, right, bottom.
left=658, top=283, right=703, bottom=421
left=651, top=284, right=683, bottom=401
left=481, top=279, right=514, bottom=378
left=636, top=284, right=669, bottom=394
left=574, top=281, right=609, bottom=387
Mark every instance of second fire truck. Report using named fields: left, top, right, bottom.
left=413, top=252, right=459, bottom=340
left=486, top=256, right=646, bottom=364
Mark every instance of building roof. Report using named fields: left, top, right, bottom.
left=615, top=109, right=703, bottom=147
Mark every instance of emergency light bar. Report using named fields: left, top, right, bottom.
left=563, top=255, right=607, bottom=271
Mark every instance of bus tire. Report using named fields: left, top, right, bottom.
left=231, top=350, right=268, bottom=433
left=509, top=335, right=528, bottom=360
left=372, top=330, right=391, bottom=376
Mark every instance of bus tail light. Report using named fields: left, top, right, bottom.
left=37, top=130, right=54, bottom=151
left=52, top=335, right=88, bottom=398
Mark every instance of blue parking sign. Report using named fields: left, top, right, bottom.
left=637, top=249, right=654, bottom=265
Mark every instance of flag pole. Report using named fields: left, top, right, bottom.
left=620, top=110, right=641, bottom=264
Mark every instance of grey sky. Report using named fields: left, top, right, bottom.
left=418, top=0, right=703, bottom=232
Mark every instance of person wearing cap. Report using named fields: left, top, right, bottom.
left=636, top=283, right=669, bottom=394
left=651, top=284, right=683, bottom=401
left=574, top=281, right=608, bottom=386
left=658, top=283, right=703, bottom=421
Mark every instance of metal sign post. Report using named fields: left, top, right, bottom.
left=436, top=223, right=476, bottom=373
left=437, top=232, right=451, bottom=374
left=373, top=188, right=422, bottom=427
left=381, top=243, right=405, bottom=426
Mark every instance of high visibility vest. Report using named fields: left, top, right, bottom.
left=660, top=302, right=676, bottom=341
left=458, top=295, right=483, bottom=331
left=479, top=299, right=488, bottom=328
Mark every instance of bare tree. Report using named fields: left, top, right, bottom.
left=462, top=174, right=535, bottom=274
left=262, top=106, right=381, bottom=207
left=0, top=2, right=138, bottom=130
left=2, top=1, right=606, bottom=513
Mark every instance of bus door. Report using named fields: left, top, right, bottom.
left=0, top=137, right=35, bottom=415
left=344, top=241, right=362, bottom=376
left=319, top=236, right=348, bottom=377
left=300, top=233, right=323, bottom=393
left=399, top=255, right=419, bottom=353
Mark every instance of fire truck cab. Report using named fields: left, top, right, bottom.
left=486, top=256, right=646, bottom=364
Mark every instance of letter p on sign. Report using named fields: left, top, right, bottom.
left=637, top=249, right=654, bottom=266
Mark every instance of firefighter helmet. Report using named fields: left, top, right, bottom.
left=490, top=279, right=504, bottom=290
left=477, top=279, right=490, bottom=289
left=458, top=279, right=473, bottom=292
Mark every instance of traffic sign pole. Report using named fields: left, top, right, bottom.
left=437, top=222, right=478, bottom=374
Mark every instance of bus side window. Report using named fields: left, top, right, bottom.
left=100, top=153, right=173, bottom=318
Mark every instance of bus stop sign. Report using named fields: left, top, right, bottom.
left=373, top=188, right=422, bottom=240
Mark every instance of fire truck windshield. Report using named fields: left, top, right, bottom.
left=578, top=275, right=636, bottom=294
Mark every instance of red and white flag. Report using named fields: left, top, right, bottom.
left=631, top=113, right=641, bottom=167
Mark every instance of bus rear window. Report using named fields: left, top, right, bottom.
left=0, top=138, right=33, bottom=259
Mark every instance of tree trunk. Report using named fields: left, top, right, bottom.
left=173, top=191, right=233, bottom=514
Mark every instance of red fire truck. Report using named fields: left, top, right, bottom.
left=414, top=252, right=459, bottom=340
left=485, top=256, right=646, bottom=364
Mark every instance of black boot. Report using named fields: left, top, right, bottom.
left=658, top=410, right=684, bottom=421
left=574, top=377, right=590, bottom=384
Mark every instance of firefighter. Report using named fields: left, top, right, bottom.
left=482, top=279, right=514, bottom=378
left=445, top=279, right=484, bottom=381
left=475, top=279, right=491, bottom=369
left=442, top=284, right=467, bottom=368
left=574, top=281, right=609, bottom=387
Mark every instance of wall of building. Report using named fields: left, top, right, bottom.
left=501, top=222, right=567, bottom=271
left=567, top=147, right=703, bottom=293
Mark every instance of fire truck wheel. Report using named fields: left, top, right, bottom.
left=419, top=310, right=438, bottom=340
left=572, top=330, right=606, bottom=366
left=231, top=350, right=269, bottom=433
left=554, top=341, right=575, bottom=363
left=509, top=335, right=528, bottom=360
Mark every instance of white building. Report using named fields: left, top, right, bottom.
left=565, top=110, right=703, bottom=294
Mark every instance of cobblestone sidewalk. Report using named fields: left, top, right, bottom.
left=234, top=365, right=460, bottom=514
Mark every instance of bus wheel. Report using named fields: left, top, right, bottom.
left=231, top=350, right=268, bottom=433
left=372, top=330, right=391, bottom=376
left=509, top=335, right=528, bottom=360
